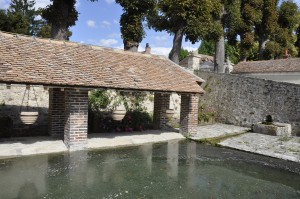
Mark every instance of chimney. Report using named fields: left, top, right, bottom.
left=145, top=43, right=151, bottom=54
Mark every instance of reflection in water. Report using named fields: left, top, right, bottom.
left=167, top=141, right=179, bottom=179
left=0, top=141, right=299, bottom=199
left=68, top=151, right=88, bottom=188
left=0, top=156, right=48, bottom=199
left=187, top=141, right=197, bottom=188
left=16, top=181, right=39, bottom=199
left=139, top=144, right=153, bottom=174
left=102, top=154, right=124, bottom=184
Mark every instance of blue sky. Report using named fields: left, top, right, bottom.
left=1, top=0, right=300, bottom=56
left=0, top=0, right=200, bottom=56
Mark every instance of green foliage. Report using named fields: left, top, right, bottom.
left=148, top=0, right=222, bottom=42
left=147, top=0, right=223, bottom=62
left=225, top=43, right=240, bottom=64
left=116, top=0, right=155, bottom=50
left=41, top=0, right=80, bottom=39
left=278, top=0, right=299, bottom=31
left=89, top=90, right=153, bottom=133
left=42, top=0, right=78, bottom=28
left=123, top=110, right=153, bottom=131
left=92, top=110, right=153, bottom=133
left=0, top=1, right=52, bottom=37
left=198, top=99, right=215, bottom=123
left=225, top=0, right=263, bottom=60
left=264, top=41, right=282, bottom=59
left=0, top=0, right=37, bottom=35
left=122, top=92, right=147, bottom=112
left=198, top=40, right=215, bottom=56
left=178, top=48, right=189, bottom=61
left=119, top=13, right=144, bottom=49
left=198, top=40, right=241, bottom=64
left=89, top=90, right=110, bottom=112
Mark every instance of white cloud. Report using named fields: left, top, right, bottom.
left=75, top=0, right=81, bottom=8
left=105, top=0, right=115, bottom=4
left=154, top=36, right=168, bottom=42
left=137, top=45, right=170, bottom=56
left=99, top=39, right=118, bottom=47
left=151, top=47, right=172, bottom=56
left=108, top=33, right=121, bottom=39
left=87, top=20, right=97, bottom=28
left=0, top=0, right=10, bottom=9
left=34, top=0, right=51, bottom=9
left=183, top=46, right=198, bottom=52
left=101, top=20, right=111, bottom=28
left=113, top=19, right=119, bottom=25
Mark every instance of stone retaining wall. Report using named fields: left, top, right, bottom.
left=195, top=71, right=300, bottom=136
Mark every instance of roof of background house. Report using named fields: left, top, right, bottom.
left=179, top=52, right=214, bottom=65
left=0, top=31, right=204, bottom=93
left=233, top=58, right=300, bottom=74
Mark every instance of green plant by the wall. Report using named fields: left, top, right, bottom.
left=198, top=99, right=215, bottom=122
left=88, top=90, right=110, bottom=112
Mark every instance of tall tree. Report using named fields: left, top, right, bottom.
left=277, top=0, right=299, bottom=57
left=239, top=0, right=263, bottom=61
left=0, top=0, right=37, bottom=35
left=255, top=0, right=279, bottom=60
left=42, top=0, right=78, bottom=40
left=148, top=0, right=222, bottom=64
left=226, top=0, right=263, bottom=61
left=116, top=0, right=155, bottom=51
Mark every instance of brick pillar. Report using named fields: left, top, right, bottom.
left=179, top=94, right=199, bottom=136
left=153, top=93, right=170, bottom=129
left=48, top=88, right=65, bottom=136
left=64, top=89, right=88, bottom=151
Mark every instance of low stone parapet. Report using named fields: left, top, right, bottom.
left=253, top=122, right=292, bottom=137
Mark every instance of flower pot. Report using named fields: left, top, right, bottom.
left=165, top=109, right=175, bottom=117
left=112, top=109, right=126, bottom=121
left=20, top=111, right=38, bottom=125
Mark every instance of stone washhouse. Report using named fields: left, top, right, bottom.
left=0, top=31, right=205, bottom=151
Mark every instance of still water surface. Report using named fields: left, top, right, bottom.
left=0, top=140, right=299, bottom=199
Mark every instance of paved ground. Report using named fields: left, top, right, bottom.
left=1, top=124, right=299, bottom=163
left=0, top=130, right=184, bottom=159
left=191, top=123, right=300, bottom=163
left=88, top=130, right=184, bottom=149
left=191, top=123, right=250, bottom=140
left=0, top=136, right=68, bottom=159
left=220, top=133, right=300, bottom=163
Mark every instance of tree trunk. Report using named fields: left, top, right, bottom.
left=258, top=37, right=268, bottom=60
left=239, top=34, right=247, bottom=62
left=51, top=0, right=69, bottom=40
left=214, top=32, right=225, bottom=73
left=124, top=41, right=139, bottom=52
left=169, top=26, right=184, bottom=64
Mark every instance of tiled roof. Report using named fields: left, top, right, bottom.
left=233, top=58, right=300, bottom=74
left=0, top=32, right=204, bottom=93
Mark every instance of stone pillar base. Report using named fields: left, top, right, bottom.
left=153, top=93, right=170, bottom=130
left=49, top=88, right=65, bottom=136
left=179, top=94, right=199, bottom=136
left=64, top=89, right=88, bottom=151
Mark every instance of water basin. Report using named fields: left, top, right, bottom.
left=0, top=140, right=299, bottom=199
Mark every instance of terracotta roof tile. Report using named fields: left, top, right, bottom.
left=0, top=32, right=204, bottom=93
left=233, top=58, right=300, bottom=74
